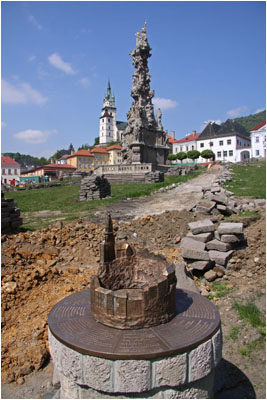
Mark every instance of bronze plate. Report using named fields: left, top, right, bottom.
left=48, top=289, right=220, bottom=359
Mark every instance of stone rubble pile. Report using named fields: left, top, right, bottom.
left=191, top=165, right=265, bottom=216
left=1, top=192, right=23, bottom=234
left=166, top=165, right=198, bottom=176
left=181, top=219, right=247, bottom=282
left=80, top=175, right=111, bottom=201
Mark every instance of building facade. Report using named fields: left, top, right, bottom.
left=106, top=145, right=123, bottom=165
left=1, top=156, right=21, bottom=185
left=67, top=149, right=95, bottom=172
left=196, top=120, right=251, bottom=163
left=250, top=120, right=266, bottom=158
left=20, top=163, right=76, bottom=181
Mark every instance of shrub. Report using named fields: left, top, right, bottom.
left=187, top=150, right=200, bottom=162
left=201, top=149, right=215, bottom=160
left=176, top=152, right=187, bottom=163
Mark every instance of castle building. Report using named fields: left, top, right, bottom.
left=99, top=81, right=127, bottom=144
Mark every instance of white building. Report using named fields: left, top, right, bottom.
left=196, top=120, right=251, bottom=163
left=250, top=120, right=266, bottom=158
left=172, top=131, right=200, bottom=155
left=1, top=155, right=21, bottom=185
left=99, top=81, right=127, bottom=144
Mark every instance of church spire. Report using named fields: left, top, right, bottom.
left=104, top=80, right=115, bottom=107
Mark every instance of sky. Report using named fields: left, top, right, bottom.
left=1, top=1, right=266, bottom=158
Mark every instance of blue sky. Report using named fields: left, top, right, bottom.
left=1, top=1, right=266, bottom=158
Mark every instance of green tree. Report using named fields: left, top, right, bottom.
left=187, top=150, right=200, bottom=163
left=94, top=137, right=99, bottom=146
left=39, top=157, right=49, bottom=165
left=168, top=154, right=177, bottom=161
left=176, top=152, right=187, bottom=163
left=201, top=149, right=215, bottom=160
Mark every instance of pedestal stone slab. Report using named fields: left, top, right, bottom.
left=48, top=289, right=221, bottom=398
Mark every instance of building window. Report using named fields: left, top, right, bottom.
left=2, top=169, right=5, bottom=175
left=219, top=140, right=223, bottom=146
left=14, top=169, right=17, bottom=175
left=217, top=151, right=221, bottom=158
left=186, top=146, right=188, bottom=151
left=8, top=169, right=11, bottom=175
left=200, top=143, right=204, bottom=148
left=210, top=142, right=213, bottom=147
left=256, top=136, right=259, bottom=143
left=108, top=118, right=110, bottom=122
left=223, top=151, right=227, bottom=157
left=192, top=145, right=194, bottom=150
left=256, top=150, right=260, bottom=156
left=227, top=139, right=231, bottom=145
left=229, top=150, right=233, bottom=156
left=102, top=119, right=104, bottom=122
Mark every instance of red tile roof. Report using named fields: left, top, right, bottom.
left=106, top=145, right=122, bottom=151
left=90, top=147, right=109, bottom=154
left=67, top=149, right=93, bottom=158
left=1, top=156, right=20, bottom=166
left=250, top=120, right=266, bottom=131
left=175, top=133, right=200, bottom=143
left=168, top=136, right=179, bottom=144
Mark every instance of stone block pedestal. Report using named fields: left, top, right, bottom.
left=48, top=289, right=222, bottom=399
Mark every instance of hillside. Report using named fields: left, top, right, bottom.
left=2, top=152, right=44, bottom=168
left=232, top=110, right=266, bottom=131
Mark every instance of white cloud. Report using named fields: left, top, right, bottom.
left=48, top=53, right=76, bottom=75
left=255, top=108, right=265, bottom=114
left=200, top=119, right=221, bottom=132
left=28, top=55, right=36, bottom=62
left=78, top=77, right=91, bottom=88
left=2, top=121, right=7, bottom=128
left=2, top=79, right=48, bottom=105
left=28, top=15, right=42, bottom=31
left=153, top=97, right=177, bottom=111
left=14, top=129, right=57, bottom=144
left=226, top=106, right=248, bottom=117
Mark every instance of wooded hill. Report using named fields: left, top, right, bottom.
left=232, top=110, right=266, bottom=131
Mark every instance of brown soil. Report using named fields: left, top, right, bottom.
left=1, top=167, right=266, bottom=399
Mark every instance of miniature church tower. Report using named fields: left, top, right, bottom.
left=99, top=81, right=118, bottom=144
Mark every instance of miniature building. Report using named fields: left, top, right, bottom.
left=90, top=214, right=177, bottom=329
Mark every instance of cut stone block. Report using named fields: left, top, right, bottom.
left=186, top=231, right=214, bottom=243
left=220, top=234, right=245, bottom=243
left=218, top=222, right=243, bottom=235
left=204, top=270, right=217, bottom=282
left=209, top=193, right=228, bottom=205
left=181, top=238, right=210, bottom=261
left=217, top=204, right=232, bottom=216
left=210, top=185, right=221, bottom=193
left=188, top=219, right=215, bottom=235
left=195, top=200, right=216, bottom=214
left=186, top=259, right=214, bottom=271
left=254, top=199, right=266, bottom=208
left=206, top=239, right=231, bottom=252
left=209, top=250, right=234, bottom=266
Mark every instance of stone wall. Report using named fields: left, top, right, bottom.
left=79, top=175, right=111, bottom=201
left=1, top=192, right=23, bottom=233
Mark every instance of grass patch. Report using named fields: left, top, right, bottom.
left=238, top=337, right=265, bottom=357
left=233, top=299, right=265, bottom=328
left=211, top=280, right=233, bottom=298
left=223, top=161, right=266, bottom=198
left=226, top=325, right=240, bottom=341
left=4, top=170, right=203, bottom=231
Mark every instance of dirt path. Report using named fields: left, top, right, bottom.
left=92, top=166, right=222, bottom=222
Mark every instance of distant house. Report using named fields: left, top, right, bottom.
left=56, top=154, right=71, bottom=165
left=1, top=156, right=21, bottom=185
left=106, top=145, right=123, bottom=165
left=250, top=120, right=266, bottom=158
left=196, top=120, right=251, bottom=163
left=90, top=147, right=109, bottom=168
left=66, top=150, right=94, bottom=172
left=20, top=163, right=76, bottom=181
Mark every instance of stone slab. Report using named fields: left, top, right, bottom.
left=185, top=259, right=214, bottom=272
left=218, top=222, right=243, bottom=235
left=181, top=238, right=210, bottom=261
left=188, top=219, right=215, bottom=235
left=220, top=234, right=245, bottom=243
left=195, top=201, right=216, bottom=214
left=186, top=231, right=214, bottom=243
left=206, top=239, right=231, bottom=252
left=209, top=250, right=234, bottom=266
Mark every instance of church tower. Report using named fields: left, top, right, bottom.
left=99, top=81, right=118, bottom=144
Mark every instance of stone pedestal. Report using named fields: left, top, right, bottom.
left=48, top=289, right=222, bottom=399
